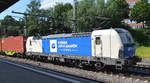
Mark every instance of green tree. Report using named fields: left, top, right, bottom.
left=130, top=0, right=150, bottom=26
left=25, top=0, right=41, bottom=36
left=68, top=0, right=129, bottom=32
left=24, top=0, right=72, bottom=35
left=37, top=9, right=54, bottom=35
left=52, top=3, right=73, bottom=33
left=104, top=0, right=129, bottom=28
left=25, top=0, right=52, bottom=36
left=76, top=0, right=96, bottom=32
left=1, top=15, right=19, bottom=26
left=1, top=15, right=20, bottom=36
left=24, top=0, right=129, bottom=35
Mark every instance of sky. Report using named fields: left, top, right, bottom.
left=0, top=0, right=31, bottom=19
left=0, top=0, right=75, bottom=20
left=40, top=0, right=73, bottom=9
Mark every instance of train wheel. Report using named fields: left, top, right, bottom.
left=78, top=63, right=83, bottom=68
left=94, top=62, right=105, bottom=70
left=75, top=61, right=84, bottom=68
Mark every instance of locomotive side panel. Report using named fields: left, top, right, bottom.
left=92, top=29, right=122, bottom=59
left=26, top=37, right=43, bottom=54
left=42, top=36, right=92, bottom=56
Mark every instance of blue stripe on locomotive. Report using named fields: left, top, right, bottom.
left=42, top=36, right=92, bottom=56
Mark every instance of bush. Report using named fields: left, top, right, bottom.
left=127, top=28, right=150, bottom=46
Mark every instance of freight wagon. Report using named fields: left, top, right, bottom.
left=26, top=28, right=141, bottom=70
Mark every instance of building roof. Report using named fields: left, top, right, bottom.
left=128, top=23, right=144, bottom=26
left=126, top=0, right=140, bottom=2
left=0, top=0, right=19, bottom=13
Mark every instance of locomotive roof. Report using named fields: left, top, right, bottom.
left=42, top=32, right=91, bottom=39
left=114, top=28, right=128, bottom=33
left=36, top=28, right=127, bottom=39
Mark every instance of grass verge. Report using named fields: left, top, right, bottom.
left=136, top=46, right=150, bottom=59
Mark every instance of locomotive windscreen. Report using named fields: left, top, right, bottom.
left=115, top=28, right=135, bottom=57
left=115, top=29, right=134, bottom=45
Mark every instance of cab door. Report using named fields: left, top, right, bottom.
left=94, top=36, right=102, bottom=57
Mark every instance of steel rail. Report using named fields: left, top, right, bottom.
left=126, top=66, right=150, bottom=76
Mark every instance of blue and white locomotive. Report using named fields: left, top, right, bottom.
left=26, top=28, right=140, bottom=70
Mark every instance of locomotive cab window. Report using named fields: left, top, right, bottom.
left=95, top=37, right=101, bottom=45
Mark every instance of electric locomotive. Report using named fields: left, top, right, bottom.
left=26, top=28, right=141, bottom=70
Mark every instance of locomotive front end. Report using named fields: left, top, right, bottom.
left=115, top=28, right=141, bottom=66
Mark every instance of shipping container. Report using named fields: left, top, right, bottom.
left=42, top=36, right=92, bottom=56
left=2, top=36, right=27, bottom=53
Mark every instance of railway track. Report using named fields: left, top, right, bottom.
left=126, top=66, right=150, bottom=76
left=0, top=57, right=100, bottom=83
left=137, top=63, right=150, bottom=68
left=0, top=55, right=150, bottom=83
left=127, top=61, right=150, bottom=75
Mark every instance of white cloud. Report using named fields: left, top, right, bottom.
left=40, top=0, right=73, bottom=9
